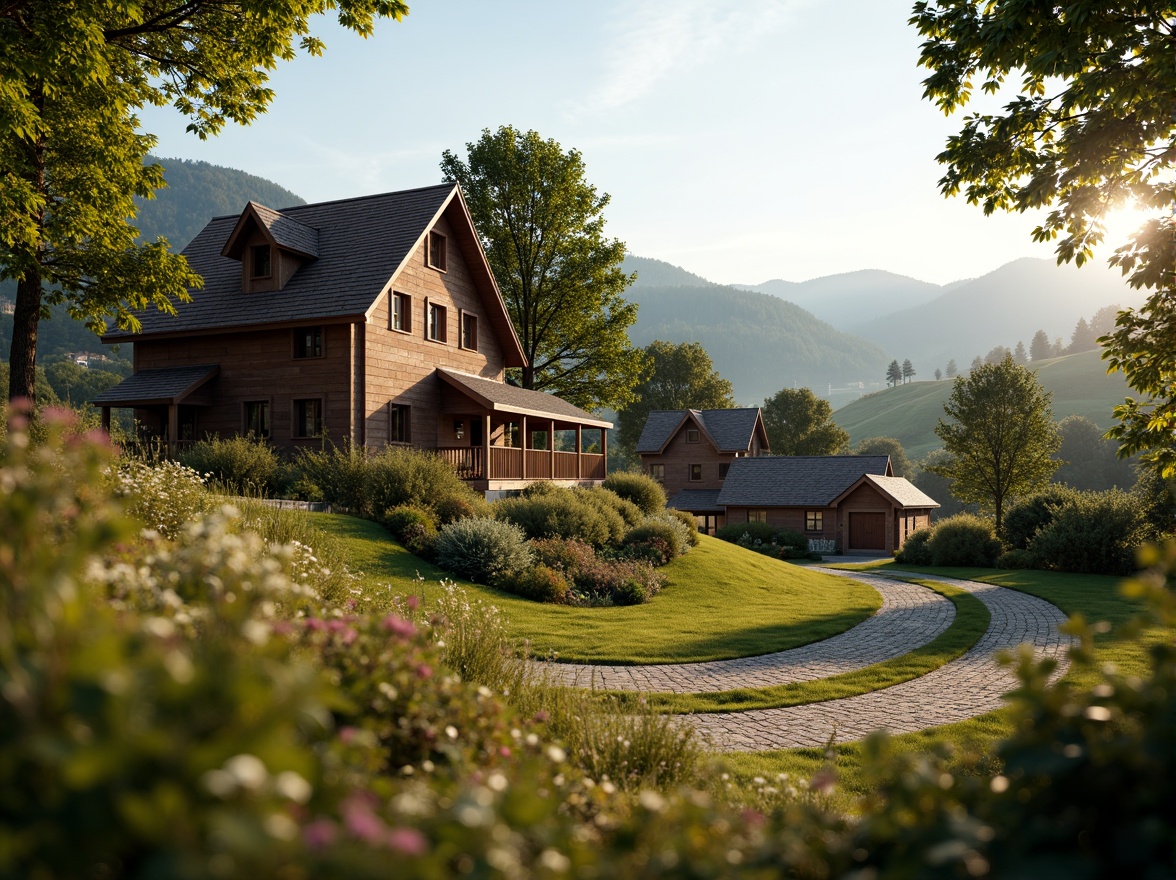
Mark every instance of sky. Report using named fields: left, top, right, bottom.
left=138, top=0, right=1089, bottom=287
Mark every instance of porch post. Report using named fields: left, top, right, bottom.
left=549, top=419, right=556, bottom=479
left=167, top=403, right=179, bottom=447
left=483, top=413, right=491, bottom=481
left=521, top=414, right=528, bottom=480
left=101, top=407, right=111, bottom=433
left=601, top=427, right=608, bottom=476
left=575, top=423, right=582, bottom=479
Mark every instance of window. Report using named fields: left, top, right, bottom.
left=718, top=462, right=730, bottom=480
left=427, top=230, right=447, bottom=271
left=689, top=463, right=702, bottom=482
left=805, top=511, right=823, bottom=531
left=389, top=403, right=411, bottom=444
left=244, top=401, right=270, bottom=438
left=391, top=292, right=411, bottom=332
left=648, top=463, right=664, bottom=483
left=685, top=428, right=700, bottom=443
left=251, top=244, right=272, bottom=278
left=294, top=399, right=323, bottom=438
left=748, top=510, right=768, bottom=523
left=461, top=311, right=478, bottom=351
left=427, top=301, right=448, bottom=343
left=294, top=326, right=323, bottom=358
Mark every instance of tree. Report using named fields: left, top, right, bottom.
left=970, top=355, right=983, bottom=372
left=886, top=359, right=902, bottom=387
left=913, top=1, right=1176, bottom=476
left=440, top=126, right=643, bottom=411
left=929, top=355, right=1061, bottom=532
left=985, top=345, right=1010, bottom=365
left=855, top=436, right=914, bottom=479
left=762, top=387, right=849, bottom=456
left=615, top=340, right=735, bottom=454
left=1054, top=414, right=1136, bottom=492
left=1090, top=304, right=1121, bottom=338
left=934, top=367, right=943, bottom=381
left=1068, top=317, right=1097, bottom=354
left=901, top=359, right=916, bottom=383
left=945, top=358, right=958, bottom=378
left=1, top=0, right=408, bottom=402
left=1029, top=330, right=1052, bottom=362
left=1013, top=340, right=1028, bottom=365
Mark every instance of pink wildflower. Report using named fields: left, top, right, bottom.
left=302, top=818, right=338, bottom=850
left=405, top=595, right=420, bottom=611
left=387, top=827, right=428, bottom=856
left=341, top=794, right=386, bottom=844
left=415, top=663, right=432, bottom=680
left=382, top=614, right=417, bottom=640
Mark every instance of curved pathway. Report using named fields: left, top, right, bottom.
left=538, top=570, right=955, bottom=692
left=537, top=568, right=1074, bottom=752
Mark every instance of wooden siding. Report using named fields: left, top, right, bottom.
left=640, top=429, right=738, bottom=497
left=723, top=506, right=838, bottom=544
left=132, top=323, right=353, bottom=452
left=364, top=213, right=507, bottom=450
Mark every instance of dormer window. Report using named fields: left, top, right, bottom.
left=251, top=244, right=272, bottom=279
left=427, top=231, right=447, bottom=272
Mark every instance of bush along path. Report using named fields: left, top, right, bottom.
left=540, top=569, right=1074, bottom=752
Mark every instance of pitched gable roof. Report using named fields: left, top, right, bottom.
left=103, top=185, right=527, bottom=366
left=90, top=364, right=219, bottom=407
left=832, top=474, right=940, bottom=509
left=636, top=408, right=764, bottom=454
left=716, top=455, right=892, bottom=507
left=437, top=369, right=612, bottom=428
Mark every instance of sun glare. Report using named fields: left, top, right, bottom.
left=1097, top=204, right=1161, bottom=250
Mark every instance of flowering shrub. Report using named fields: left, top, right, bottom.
left=573, top=557, right=665, bottom=606
left=109, top=457, right=211, bottom=538
left=530, top=537, right=599, bottom=580
left=434, top=517, right=532, bottom=586
left=501, top=564, right=572, bottom=603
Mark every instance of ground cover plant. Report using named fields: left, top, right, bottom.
left=310, top=514, right=881, bottom=664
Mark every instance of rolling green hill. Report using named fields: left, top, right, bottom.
left=832, top=349, right=1132, bottom=459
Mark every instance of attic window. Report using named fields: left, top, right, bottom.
left=685, top=428, right=700, bottom=443
left=251, top=244, right=272, bottom=279
left=427, top=231, right=447, bottom=272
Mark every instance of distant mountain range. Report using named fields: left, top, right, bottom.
left=734, top=270, right=944, bottom=326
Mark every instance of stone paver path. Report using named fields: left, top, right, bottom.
left=538, top=570, right=955, bottom=692
left=537, top=568, right=1074, bottom=752
left=686, top=572, right=1073, bottom=751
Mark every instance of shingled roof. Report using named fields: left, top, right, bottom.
left=102, top=184, right=525, bottom=367
left=836, top=474, right=939, bottom=509
left=666, top=489, right=724, bottom=513
left=635, top=408, right=764, bottom=454
left=716, top=455, right=893, bottom=507
left=437, top=369, right=612, bottom=428
left=90, top=364, right=219, bottom=407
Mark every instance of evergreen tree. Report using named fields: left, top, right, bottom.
left=930, top=356, right=1061, bottom=532
left=886, top=360, right=902, bottom=387
left=1030, top=330, right=1052, bottom=362
left=970, top=356, right=983, bottom=372
left=1068, top=317, right=1097, bottom=354
left=945, top=358, right=958, bottom=378
left=901, top=359, right=915, bottom=383
left=1013, top=341, right=1028, bottom=365
left=934, top=367, right=943, bottom=381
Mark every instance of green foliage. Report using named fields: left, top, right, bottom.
left=433, top=491, right=490, bottom=524
left=42, top=358, right=124, bottom=404
left=927, top=514, right=1001, bottom=568
left=855, top=435, right=914, bottom=478
left=622, top=520, right=685, bottom=565
left=663, top=507, right=701, bottom=547
left=1030, top=490, right=1153, bottom=576
left=1001, top=486, right=1081, bottom=551
left=494, top=489, right=615, bottom=547
left=894, top=527, right=933, bottom=565
left=602, top=470, right=667, bottom=515
left=1054, top=414, right=1136, bottom=491
left=109, top=458, right=212, bottom=539
left=576, top=486, right=641, bottom=540
left=997, top=548, right=1039, bottom=570
left=499, top=564, right=571, bottom=604
left=380, top=505, right=439, bottom=560
left=913, top=1, right=1176, bottom=478
left=178, top=434, right=285, bottom=496
left=441, top=125, right=643, bottom=411
left=615, top=339, right=735, bottom=453
left=434, top=517, right=532, bottom=587
left=1134, top=465, right=1176, bottom=537
left=762, top=386, right=850, bottom=455
left=930, top=355, right=1061, bottom=532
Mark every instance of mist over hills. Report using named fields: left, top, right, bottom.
left=735, top=270, right=944, bottom=326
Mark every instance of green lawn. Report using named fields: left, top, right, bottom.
left=310, top=514, right=882, bottom=665
left=631, top=579, right=988, bottom=714
left=718, top=562, right=1157, bottom=807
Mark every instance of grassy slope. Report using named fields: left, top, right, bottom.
left=832, top=349, right=1130, bottom=458
left=719, top=562, right=1155, bottom=807
left=310, top=514, right=882, bottom=665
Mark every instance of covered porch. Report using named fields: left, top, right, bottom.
left=91, top=364, right=220, bottom=448
left=434, top=368, right=611, bottom=491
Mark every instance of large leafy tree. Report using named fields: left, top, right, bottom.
left=854, top=436, right=914, bottom=479
left=912, top=1, right=1176, bottom=476
left=1, top=0, right=408, bottom=402
left=929, top=355, right=1060, bottom=532
left=615, top=340, right=735, bottom=454
left=762, top=387, right=849, bottom=456
left=440, top=126, right=644, bottom=412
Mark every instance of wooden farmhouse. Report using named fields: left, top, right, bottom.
left=93, top=184, right=611, bottom=495
left=635, top=408, right=770, bottom=534
left=716, top=455, right=939, bottom=555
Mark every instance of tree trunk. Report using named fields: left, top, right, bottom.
left=8, top=272, right=42, bottom=402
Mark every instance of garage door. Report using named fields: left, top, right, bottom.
left=848, top=512, right=886, bottom=551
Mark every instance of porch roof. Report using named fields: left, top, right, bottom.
left=437, top=368, right=612, bottom=429
left=90, top=364, right=220, bottom=407
left=667, top=489, right=724, bottom=514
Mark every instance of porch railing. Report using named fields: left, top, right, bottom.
left=436, top=446, right=606, bottom=482
left=436, top=446, right=483, bottom=480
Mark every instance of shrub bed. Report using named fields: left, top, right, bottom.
left=177, top=435, right=285, bottom=496
left=927, top=513, right=1002, bottom=567
left=434, top=517, right=532, bottom=587
left=1030, top=489, right=1154, bottom=575
left=602, top=471, right=667, bottom=514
